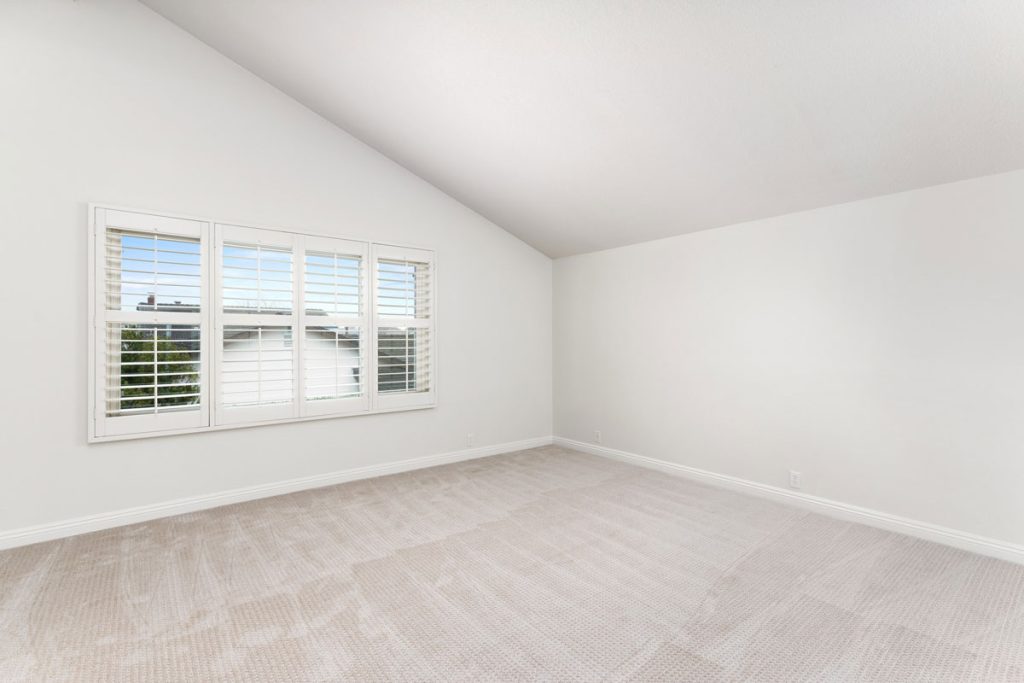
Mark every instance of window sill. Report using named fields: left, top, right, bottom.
left=87, top=402, right=436, bottom=444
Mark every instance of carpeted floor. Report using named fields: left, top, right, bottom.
left=1, top=445, right=1023, bottom=682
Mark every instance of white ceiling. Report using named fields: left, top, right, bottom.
left=141, top=0, right=1024, bottom=257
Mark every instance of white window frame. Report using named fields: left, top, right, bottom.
left=90, top=208, right=211, bottom=439
left=88, top=204, right=436, bottom=443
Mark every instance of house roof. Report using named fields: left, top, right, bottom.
left=135, top=303, right=358, bottom=340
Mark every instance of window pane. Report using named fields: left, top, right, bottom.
left=304, top=326, right=362, bottom=400
left=222, top=326, right=294, bottom=407
left=377, top=259, right=430, bottom=319
left=304, top=251, right=361, bottom=318
left=106, top=230, right=201, bottom=312
left=105, top=323, right=201, bottom=416
left=377, top=327, right=430, bottom=394
left=222, top=243, right=293, bottom=314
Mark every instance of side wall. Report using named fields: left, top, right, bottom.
left=0, top=0, right=552, bottom=536
left=555, top=170, right=1024, bottom=548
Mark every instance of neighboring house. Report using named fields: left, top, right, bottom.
left=127, top=296, right=397, bottom=406
left=221, top=324, right=361, bottom=406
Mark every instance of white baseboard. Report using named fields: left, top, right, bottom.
left=554, top=437, right=1024, bottom=566
left=0, top=436, right=554, bottom=551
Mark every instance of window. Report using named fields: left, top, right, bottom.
left=90, top=206, right=434, bottom=441
left=301, top=236, right=369, bottom=417
left=373, top=246, right=434, bottom=409
left=92, top=209, right=210, bottom=437
left=214, top=225, right=298, bottom=424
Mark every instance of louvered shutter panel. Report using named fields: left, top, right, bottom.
left=373, top=246, right=435, bottom=409
left=93, top=209, right=209, bottom=437
left=215, top=224, right=298, bottom=424
left=300, top=236, right=369, bottom=416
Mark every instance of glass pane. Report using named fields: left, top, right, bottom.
left=222, top=326, right=294, bottom=407
left=304, top=326, right=362, bottom=401
left=222, top=243, right=293, bottom=314
left=106, top=230, right=201, bottom=312
left=304, top=251, right=361, bottom=318
left=377, top=327, right=430, bottom=394
left=105, top=324, right=201, bottom=416
left=377, top=259, right=430, bottom=319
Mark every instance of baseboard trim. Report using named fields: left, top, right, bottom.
left=0, top=436, right=554, bottom=551
left=554, top=437, right=1024, bottom=566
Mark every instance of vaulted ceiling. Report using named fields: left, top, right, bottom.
left=141, top=0, right=1024, bottom=257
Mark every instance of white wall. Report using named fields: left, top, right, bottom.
left=0, top=0, right=551, bottom=534
left=555, top=169, right=1024, bottom=547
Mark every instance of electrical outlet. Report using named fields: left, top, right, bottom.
left=467, top=433, right=475, bottom=447
left=789, top=470, right=802, bottom=490
left=594, top=430, right=602, bottom=444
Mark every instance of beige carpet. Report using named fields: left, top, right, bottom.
left=1, top=445, right=1023, bottom=682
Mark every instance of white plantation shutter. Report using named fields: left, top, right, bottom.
left=373, top=245, right=435, bottom=409
left=92, top=208, right=210, bottom=437
left=215, top=224, right=298, bottom=424
left=90, top=205, right=436, bottom=441
left=300, top=236, right=369, bottom=416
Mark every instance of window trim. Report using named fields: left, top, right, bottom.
left=88, top=204, right=436, bottom=443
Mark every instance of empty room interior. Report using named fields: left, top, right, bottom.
left=3, top=1, right=1024, bottom=681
